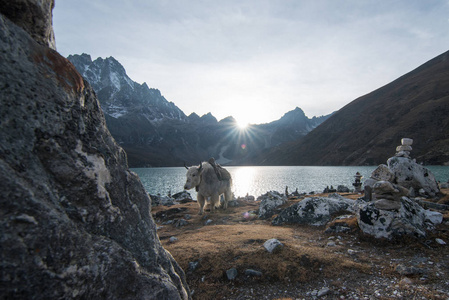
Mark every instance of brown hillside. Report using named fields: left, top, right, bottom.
left=255, top=50, right=449, bottom=166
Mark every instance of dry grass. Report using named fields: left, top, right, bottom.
left=153, top=191, right=449, bottom=299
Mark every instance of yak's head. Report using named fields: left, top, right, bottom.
left=184, top=162, right=203, bottom=190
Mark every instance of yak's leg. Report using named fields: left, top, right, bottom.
left=223, top=189, right=232, bottom=210
left=210, top=194, right=219, bottom=213
left=197, top=194, right=205, bottom=215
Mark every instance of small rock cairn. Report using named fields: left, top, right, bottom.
left=395, top=138, right=413, bottom=158
left=352, top=172, right=363, bottom=193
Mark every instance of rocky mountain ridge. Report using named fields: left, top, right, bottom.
left=68, top=54, right=330, bottom=167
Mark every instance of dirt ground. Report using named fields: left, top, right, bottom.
left=153, top=189, right=449, bottom=300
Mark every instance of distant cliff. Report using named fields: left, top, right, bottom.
left=68, top=54, right=330, bottom=166
left=254, top=50, right=449, bottom=166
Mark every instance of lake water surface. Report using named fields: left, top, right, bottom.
left=133, top=166, right=449, bottom=200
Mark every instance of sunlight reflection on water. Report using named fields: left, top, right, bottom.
left=132, top=165, right=449, bottom=200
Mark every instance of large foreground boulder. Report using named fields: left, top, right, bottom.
left=272, top=195, right=355, bottom=226
left=257, top=191, right=287, bottom=219
left=356, top=197, right=443, bottom=239
left=387, top=156, right=440, bottom=197
left=0, top=3, right=189, bottom=299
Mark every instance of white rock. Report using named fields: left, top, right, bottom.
left=317, top=287, right=331, bottom=297
left=272, top=196, right=355, bottom=226
left=401, top=138, right=413, bottom=146
left=371, top=164, right=394, bottom=182
left=169, top=236, right=178, bottom=243
left=396, top=145, right=412, bottom=152
left=257, top=191, right=287, bottom=219
left=374, top=199, right=401, bottom=210
left=373, top=181, right=398, bottom=194
left=387, top=156, right=440, bottom=197
left=435, top=238, right=446, bottom=245
left=425, top=210, right=443, bottom=225
left=263, top=238, right=284, bottom=253
left=357, top=197, right=430, bottom=239
left=347, top=249, right=357, bottom=255
left=326, top=241, right=336, bottom=247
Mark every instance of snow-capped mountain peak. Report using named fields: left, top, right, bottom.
left=67, top=54, right=186, bottom=122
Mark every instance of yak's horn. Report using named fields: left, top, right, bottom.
left=198, top=161, right=203, bottom=171
left=184, top=162, right=189, bottom=170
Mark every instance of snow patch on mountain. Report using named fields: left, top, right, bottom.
left=109, top=72, right=121, bottom=90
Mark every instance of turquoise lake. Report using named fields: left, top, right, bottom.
left=132, top=166, right=449, bottom=200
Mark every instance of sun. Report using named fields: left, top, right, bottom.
left=236, top=119, right=249, bottom=129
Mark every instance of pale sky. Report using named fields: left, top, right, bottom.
left=53, top=0, right=449, bottom=125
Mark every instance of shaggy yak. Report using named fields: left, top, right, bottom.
left=184, top=159, right=232, bottom=215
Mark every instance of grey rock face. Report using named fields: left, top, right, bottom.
left=272, top=197, right=355, bottom=226
left=0, top=0, right=56, bottom=49
left=0, top=12, right=189, bottom=300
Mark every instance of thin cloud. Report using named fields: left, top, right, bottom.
left=54, top=0, right=449, bottom=124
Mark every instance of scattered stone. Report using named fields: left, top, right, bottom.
left=263, top=238, right=284, bottom=253
left=323, top=186, right=337, bottom=193
left=317, top=287, right=331, bottom=297
left=205, top=219, right=213, bottom=226
left=150, top=194, right=175, bottom=206
left=184, top=214, right=192, bottom=220
left=227, top=200, right=239, bottom=207
left=326, top=241, right=336, bottom=247
left=175, top=219, right=188, bottom=227
left=325, top=224, right=351, bottom=233
left=169, top=236, right=179, bottom=243
left=226, top=268, right=238, bottom=280
left=399, top=277, right=413, bottom=287
left=172, top=191, right=193, bottom=203
left=347, top=249, right=357, bottom=255
left=188, top=261, right=199, bottom=272
left=325, top=215, right=355, bottom=233
left=395, top=264, right=427, bottom=276
left=337, top=185, right=350, bottom=193
left=425, top=210, right=443, bottom=226
left=244, top=269, right=262, bottom=277
left=257, top=191, right=287, bottom=219
left=435, top=238, right=446, bottom=245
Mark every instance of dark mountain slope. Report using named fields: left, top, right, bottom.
left=255, top=50, right=449, bottom=166
left=68, top=54, right=330, bottom=167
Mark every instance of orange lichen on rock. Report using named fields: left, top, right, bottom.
left=33, top=46, right=84, bottom=94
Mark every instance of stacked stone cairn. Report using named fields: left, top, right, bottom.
left=395, top=138, right=413, bottom=158
left=356, top=138, right=442, bottom=239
